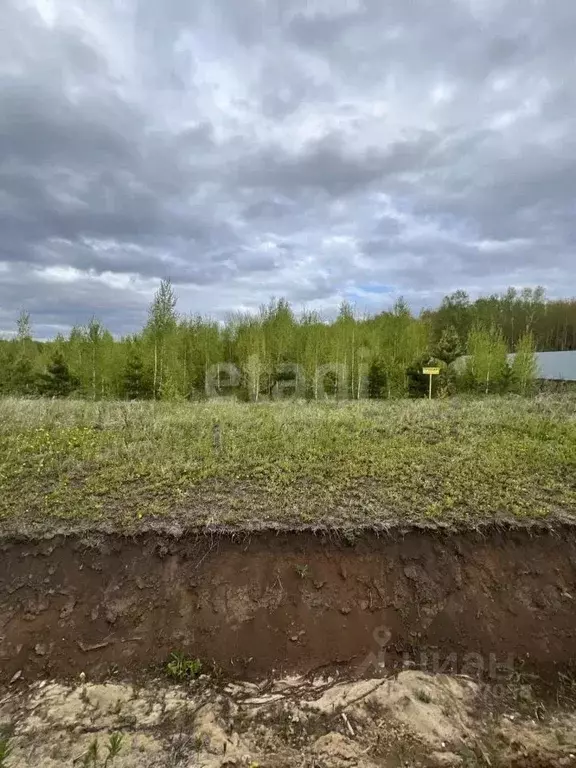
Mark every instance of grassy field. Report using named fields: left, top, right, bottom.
left=0, top=395, right=575, bottom=533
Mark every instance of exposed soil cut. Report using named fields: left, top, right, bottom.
left=2, top=671, right=576, bottom=767
left=1, top=526, right=576, bottom=683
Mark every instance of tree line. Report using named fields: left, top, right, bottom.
left=0, top=281, right=572, bottom=401
left=425, top=287, right=576, bottom=352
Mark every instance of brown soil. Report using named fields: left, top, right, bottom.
left=0, top=527, right=575, bottom=684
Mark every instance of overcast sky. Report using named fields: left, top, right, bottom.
left=1, top=0, right=575, bottom=337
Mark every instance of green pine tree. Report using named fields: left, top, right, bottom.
left=37, top=354, right=80, bottom=398
left=434, top=325, right=464, bottom=365
left=367, top=359, right=388, bottom=398
left=8, top=355, right=37, bottom=395
left=122, top=352, right=148, bottom=400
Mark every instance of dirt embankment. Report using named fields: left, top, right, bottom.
left=2, top=670, right=576, bottom=767
left=0, top=526, right=575, bottom=683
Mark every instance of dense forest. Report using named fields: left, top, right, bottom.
left=0, top=282, right=574, bottom=400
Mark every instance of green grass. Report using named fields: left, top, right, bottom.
left=0, top=395, right=575, bottom=532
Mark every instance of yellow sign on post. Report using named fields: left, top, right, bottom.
left=422, top=367, right=440, bottom=399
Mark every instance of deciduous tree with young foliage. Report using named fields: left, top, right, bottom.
left=510, top=332, right=538, bottom=395
left=145, top=279, right=178, bottom=399
left=0, top=283, right=570, bottom=401
left=466, top=325, right=509, bottom=394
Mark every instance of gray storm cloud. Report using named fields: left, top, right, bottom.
left=1, top=0, right=575, bottom=336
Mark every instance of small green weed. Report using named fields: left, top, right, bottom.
left=414, top=689, right=432, bottom=704
left=295, top=564, right=309, bottom=579
left=0, top=736, right=12, bottom=768
left=77, top=733, right=124, bottom=767
left=166, top=652, right=202, bottom=681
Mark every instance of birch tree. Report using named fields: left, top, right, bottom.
left=145, top=279, right=178, bottom=399
left=510, top=332, right=537, bottom=395
left=466, top=325, right=509, bottom=394
left=86, top=317, right=104, bottom=400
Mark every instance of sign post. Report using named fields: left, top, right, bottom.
left=422, top=367, right=440, bottom=400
